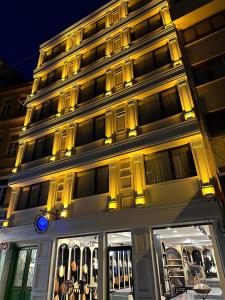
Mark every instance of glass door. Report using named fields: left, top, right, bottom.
left=5, top=247, right=37, bottom=300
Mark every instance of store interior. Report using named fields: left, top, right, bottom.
left=153, top=225, right=224, bottom=300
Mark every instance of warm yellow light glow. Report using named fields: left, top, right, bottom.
left=125, top=81, right=132, bottom=88
left=173, top=60, right=183, bottom=66
left=45, top=212, right=51, bottom=220
left=105, top=90, right=112, bottom=96
left=65, top=150, right=72, bottom=157
left=2, top=220, right=9, bottom=228
left=70, top=106, right=75, bottom=112
left=202, top=185, right=215, bottom=196
left=105, top=137, right=112, bottom=145
left=129, top=129, right=137, bottom=138
left=60, top=209, right=68, bottom=218
left=185, top=111, right=196, bottom=120
left=108, top=199, right=118, bottom=210
left=12, top=167, right=17, bottom=174
left=50, top=155, right=56, bottom=162
left=56, top=112, right=61, bottom=117
left=135, top=195, right=145, bottom=206
left=22, top=126, right=26, bottom=132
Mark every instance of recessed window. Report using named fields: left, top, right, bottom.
left=84, top=17, right=105, bottom=39
left=81, top=43, right=105, bottom=68
left=38, top=67, right=63, bottom=90
left=32, top=97, right=58, bottom=123
left=43, top=41, right=66, bottom=63
left=79, top=74, right=106, bottom=103
left=7, top=135, right=19, bottom=158
left=128, top=0, right=149, bottom=13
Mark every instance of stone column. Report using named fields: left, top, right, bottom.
left=65, top=124, right=75, bottom=155
left=108, top=162, right=119, bottom=210
left=66, top=34, right=73, bottom=51
left=77, top=28, right=84, bottom=45
left=73, top=54, right=81, bottom=74
left=14, top=142, right=25, bottom=169
left=122, top=28, right=130, bottom=49
left=105, top=38, right=113, bottom=57
left=24, top=106, right=33, bottom=127
left=190, top=139, right=215, bottom=196
left=127, top=99, right=138, bottom=137
left=61, top=172, right=75, bottom=217
left=131, top=228, right=160, bottom=300
left=57, top=92, right=65, bottom=116
left=168, top=37, right=182, bottom=64
left=132, top=155, right=145, bottom=206
left=105, top=69, right=114, bottom=96
left=98, top=232, right=107, bottom=300
left=31, top=77, right=39, bottom=94
left=31, top=240, right=53, bottom=300
left=160, top=5, right=172, bottom=26
left=70, top=85, right=79, bottom=110
left=51, top=130, right=61, bottom=161
left=106, top=12, right=112, bottom=28
left=46, top=178, right=57, bottom=213
left=6, top=187, right=20, bottom=223
left=37, top=52, right=46, bottom=67
left=177, top=77, right=196, bottom=120
left=62, top=61, right=69, bottom=80
left=120, top=1, right=128, bottom=19
left=105, top=110, right=114, bottom=144
left=123, top=59, right=133, bottom=87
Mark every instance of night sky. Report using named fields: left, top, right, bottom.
left=0, top=0, right=109, bottom=81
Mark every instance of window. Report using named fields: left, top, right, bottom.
left=128, top=0, right=149, bottom=13
left=23, top=134, right=54, bottom=163
left=7, top=135, right=19, bottom=158
left=81, top=43, right=105, bottom=68
left=183, top=11, right=225, bottom=44
left=84, top=17, right=105, bottom=39
left=193, top=54, right=225, bottom=86
left=205, top=109, right=225, bottom=137
left=134, top=45, right=171, bottom=78
left=138, top=87, right=182, bottom=125
left=74, top=165, right=109, bottom=198
left=76, top=115, right=105, bottom=146
left=0, top=187, right=7, bottom=207
left=43, top=41, right=67, bottom=63
left=79, top=75, right=106, bottom=103
left=16, top=181, right=50, bottom=210
left=1, top=100, right=12, bottom=116
left=31, top=97, right=58, bottom=123
left=131, top=13, right=163, bottom=41
left=38, top=67, right=63, bottom=90
left=144, top=145, right=196, bottom=184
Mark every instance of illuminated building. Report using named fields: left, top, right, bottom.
left=0, top=1, right=225, bottom=299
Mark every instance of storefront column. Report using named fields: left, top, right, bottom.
left=177, top=77, right=196, bottom=120
left=24, top=106, right=33, bottom=127
left=105, top=69, right=114, bottom=96
left=105, top=109, right=114, bottom=145
left=132, top=155, right=145, bottom=206
left=70, top=85, right=79, bottom=111
left=210, top=223, right=225, bottom=296
left=98, top=232, right=107, bottom=300
left=0, top=245, right=13, bottom=300
left=131, top=228, right=160, bottom=300
left=73, top=54, right=81, bottom=75
left=127, top=99, right=138, bottom=137
left=31, top=239, right=53, bottom=300
left=190, top=139, right=215, bottom=196
left=105, top=38, right=113, bottom=57
left=123, top=59, right=133, bottom=87
left=122, top=28, right=130, bottom=49
left=160, top=5, right=172, bottom=26
left=108, top=162, right=119, bottom=210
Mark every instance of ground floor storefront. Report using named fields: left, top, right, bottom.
left=0, top=199, right=225, bottom=300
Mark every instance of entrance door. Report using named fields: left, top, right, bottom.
left=5, top=247, right=37, bottom=300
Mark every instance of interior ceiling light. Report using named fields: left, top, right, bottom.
left=173, top=230, right=178, bottom=233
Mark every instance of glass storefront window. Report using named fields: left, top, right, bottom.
left=107, top=231, right=134, bottom=300
left=54, top=235, right=98, bottom=300
left=153, top=225, right=224, bottom=300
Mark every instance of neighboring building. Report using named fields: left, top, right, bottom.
left=0, top=83, right=31, bottom=219
left=0, top=1, right=225, bottom=300
left=0, top=60, right=25, bottom=89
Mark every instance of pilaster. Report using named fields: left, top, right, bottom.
left=132, top=155, right=145, bottom=206
left=46, top=178, right=57, bottom=213
left=106, top=11, right=112, bottom=28
left=105, top=110, right=114, bottom=144
left=51, top=130, right=61, bottom=161
left=122, top=28, right=130, bottom=49
left=70, top=85, right=79, bottom=110
left=168, top=37, right=182, bottom=65
left=177, top=77, right=196, bottom=120
left=105, top=69, right=114, bottom=95
left=24, top=106, right=33, bottom=127
left=73, top=54, right=81, bottom=74
left=37, top=52, right=45, bottom=67
left=14, top=142, right=25, bottom=170
left=5, top=187, right=20, bottom=224
left=66, top=35, right=73, bottom=51
left=65, top=124, right=75, bottom=156
left=31, top=77, right=39, bottom=95
left=108, top=162, right=119, bottom=210
left=61, top=173, right=75, bottom=217
left=123, top=59, right=133, bottom=87
left=160, top=5, right=172, bottom=26
left=127, top=99, right=138, bottom=137
left=77, top=28, right=84, bottom=45
left=62, top=61, right=69, bottom=80
left=57, top=91, right=65, bottom=116
left=120, top=1, right=128, bottom=19
left=105, top=38, right=113, bottom=57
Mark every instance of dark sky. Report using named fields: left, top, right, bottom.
left=0, top=0, right=109, bottom=81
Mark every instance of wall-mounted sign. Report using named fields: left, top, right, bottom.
left=34, top=214, right=49, bottom=234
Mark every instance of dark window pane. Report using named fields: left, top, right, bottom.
left=193, top=65, right=211, bottom=86
left=171, top=146, right=196, bottom=179
left=138, top=95, right=162, bottom=125
left=154, top=46, right=171, bottom=68
left=50, top=97, right=59, bottom=115
left=210, top=56, right=225, bottom=80
left=23, top=141, right=35, bottom=163
left=134, top=52, right=154, bottom=77
left=149, top=13, right=163, bottom=31
left=96, top=17, right=105, bottom=32
left=131, top=20, right=149, bottom=41
left=16, top=187, right=30, bottom=210
left=27, top=184, right=40, bottom=208
left=39, top=181, right=50, bottom=206
left=42, top=101, right=51, bottom=119
left=94, top=115, right=105, bottom=140
left=195, top=19, right=212, bottom=38
left=33, top=137, right=45, bottom=160
left=44, top=134, right=54, bottom=156
left=84, top=23, right=97, bottom=39
left=128, top=0, right=148, bottom=13
left=211, top=13, right=225, bottom=30
left=80, top=80, right=95, bottom=102
left=95, top=75, right=106, bottom=96
left=76, top=120, right=93, bottom=146
left=95, top=166, right=109, bottom=194
left=75, top=170, right=94, bottom=198
left=96, top=44, right=105, bottom=60
left=183, top=27, right=196, bottom=44
left=161, top=88, right=181, bottom=117
left=205, top=109, right=225, bottom=137
left=82, top=49, right=96, bottom=67
left=32, top=105, right=42, bottom=123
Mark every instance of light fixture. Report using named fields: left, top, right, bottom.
left=173, top=230, right=178, bottom=233
left=135, top=195, right=145, bottom=206
left=50, top=155, right=56, bottom=162
left=105, top=137, right=112, bottom=145
left=128, top=129, right=137, bottom=138
left=12, top=167, right=17, bottom=173
left=185, top=110, right=196, bottom=120
left=65, top=150, right=72, bottom=157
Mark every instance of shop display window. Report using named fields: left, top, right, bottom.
left=107, top=231, right=134, bottom=300
left=54, top=235, right=98, bottom=300
left=153, top=225, right=224, bottom=300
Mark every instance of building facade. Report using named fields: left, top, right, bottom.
left=0, top=0, right=225, bottom=300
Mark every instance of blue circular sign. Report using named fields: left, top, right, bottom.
left=34, top=215, right=49, bottom=234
